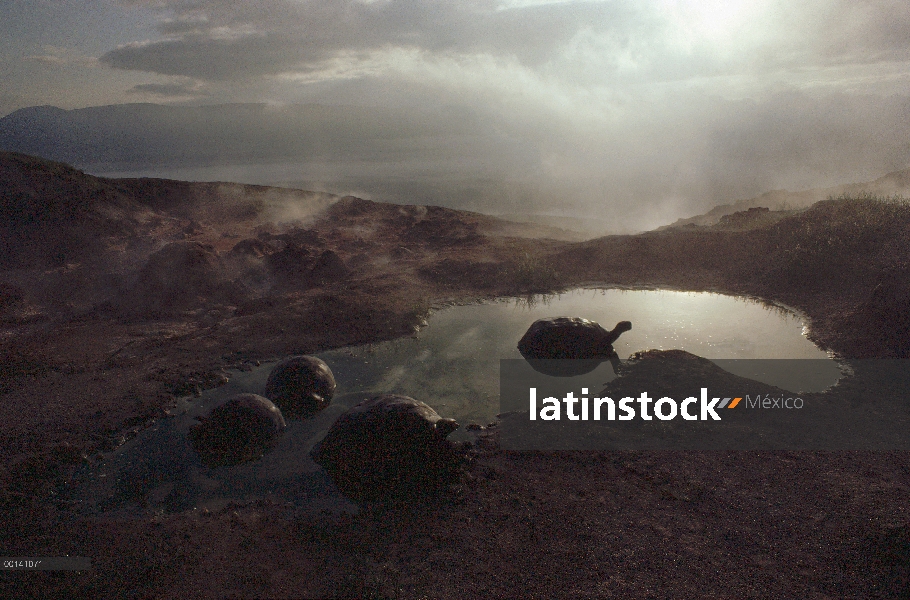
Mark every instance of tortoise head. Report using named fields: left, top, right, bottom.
left=434, top=418, right=459, bottom=438
left=600, top=321, right=632, bottom=348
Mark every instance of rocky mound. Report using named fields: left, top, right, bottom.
left=229, top=238, right=276, bottom=258
left=0, top=151, right=151, bottom=267
left=307, top=250, right=348, bottom=285
left=116, top=241, right=248, bottom=318
left=265, top=242, right=313, bottom=277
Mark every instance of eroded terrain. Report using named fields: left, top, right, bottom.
left=2, top=151, right=910, bottom=598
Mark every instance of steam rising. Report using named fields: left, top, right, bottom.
left=3, top=0, right=910, bottom=231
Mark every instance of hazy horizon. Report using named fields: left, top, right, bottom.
left=3, top=0, right=910, bottom=232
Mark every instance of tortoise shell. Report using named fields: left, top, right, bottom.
left=188, top=393, right=287, bottom=468
left=265, top=355, right=336, bottom=419
left=311, top=394, right=461, bottom=502
left=518, top=317, right=631, bottom=360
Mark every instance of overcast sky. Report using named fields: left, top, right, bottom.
left=3, top=0, right=910, bottom=230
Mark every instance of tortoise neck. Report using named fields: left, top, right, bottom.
left=604, top=323, right=627, bottom=346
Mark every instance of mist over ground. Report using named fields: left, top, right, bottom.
left=3, top=0, right=910, bottom=232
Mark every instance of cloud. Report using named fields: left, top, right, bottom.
left=791, top=0, right=910, bottom=66
left=28, top=46, right=98, bottom=68
left=103, top=34, right=321, bottom=80
left=128, top=80, right=210, bottom=98
left=99, top=0, right=910, bottom=88
left=0, top=94, right=29, bottom=118
left=99, top=0, right=651, bottom=81
left=83, top=1, right=910, bottom=230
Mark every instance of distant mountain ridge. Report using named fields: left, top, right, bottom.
left=0, top=102, right=481, bottom=171
left=5, top=103, right=910, bottom=235
left=0, top=102, right=541, bottom=219
left=660, top=167, right=910, bottom=230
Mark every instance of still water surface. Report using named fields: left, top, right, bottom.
left=71, top=288, right=837, bottom=514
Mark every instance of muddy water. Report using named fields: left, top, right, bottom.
left=69, top=288, right=839, bottom=515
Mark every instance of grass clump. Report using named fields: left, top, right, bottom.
left=511, top=252, right=564, bottom=294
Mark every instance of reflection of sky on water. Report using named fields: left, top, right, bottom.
left=69, top=288, right=835, bottom=515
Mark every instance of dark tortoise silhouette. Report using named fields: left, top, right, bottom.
left=518, top=317, right=632, bottom=376
left=311, top=394, right=462, bottom=502
left=188, top=393, right=287, bottom=468
left=265, top=355, right=336, bottom=419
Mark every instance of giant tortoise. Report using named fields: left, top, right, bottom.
left=265, top=355, right=336, bottom=419
left=518, top=317, right=631, bottom=376
left=311, top=394, right=462, bottom=502
left=188, top=393, right=287, bottom=468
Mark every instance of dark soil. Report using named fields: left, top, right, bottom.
left=2, top=152, right=909, bottom=598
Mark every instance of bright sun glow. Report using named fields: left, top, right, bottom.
left=658, top=0, right=768, bottom=47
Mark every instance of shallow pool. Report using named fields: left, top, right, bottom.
left=69, top=288, right=839, bottom=515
